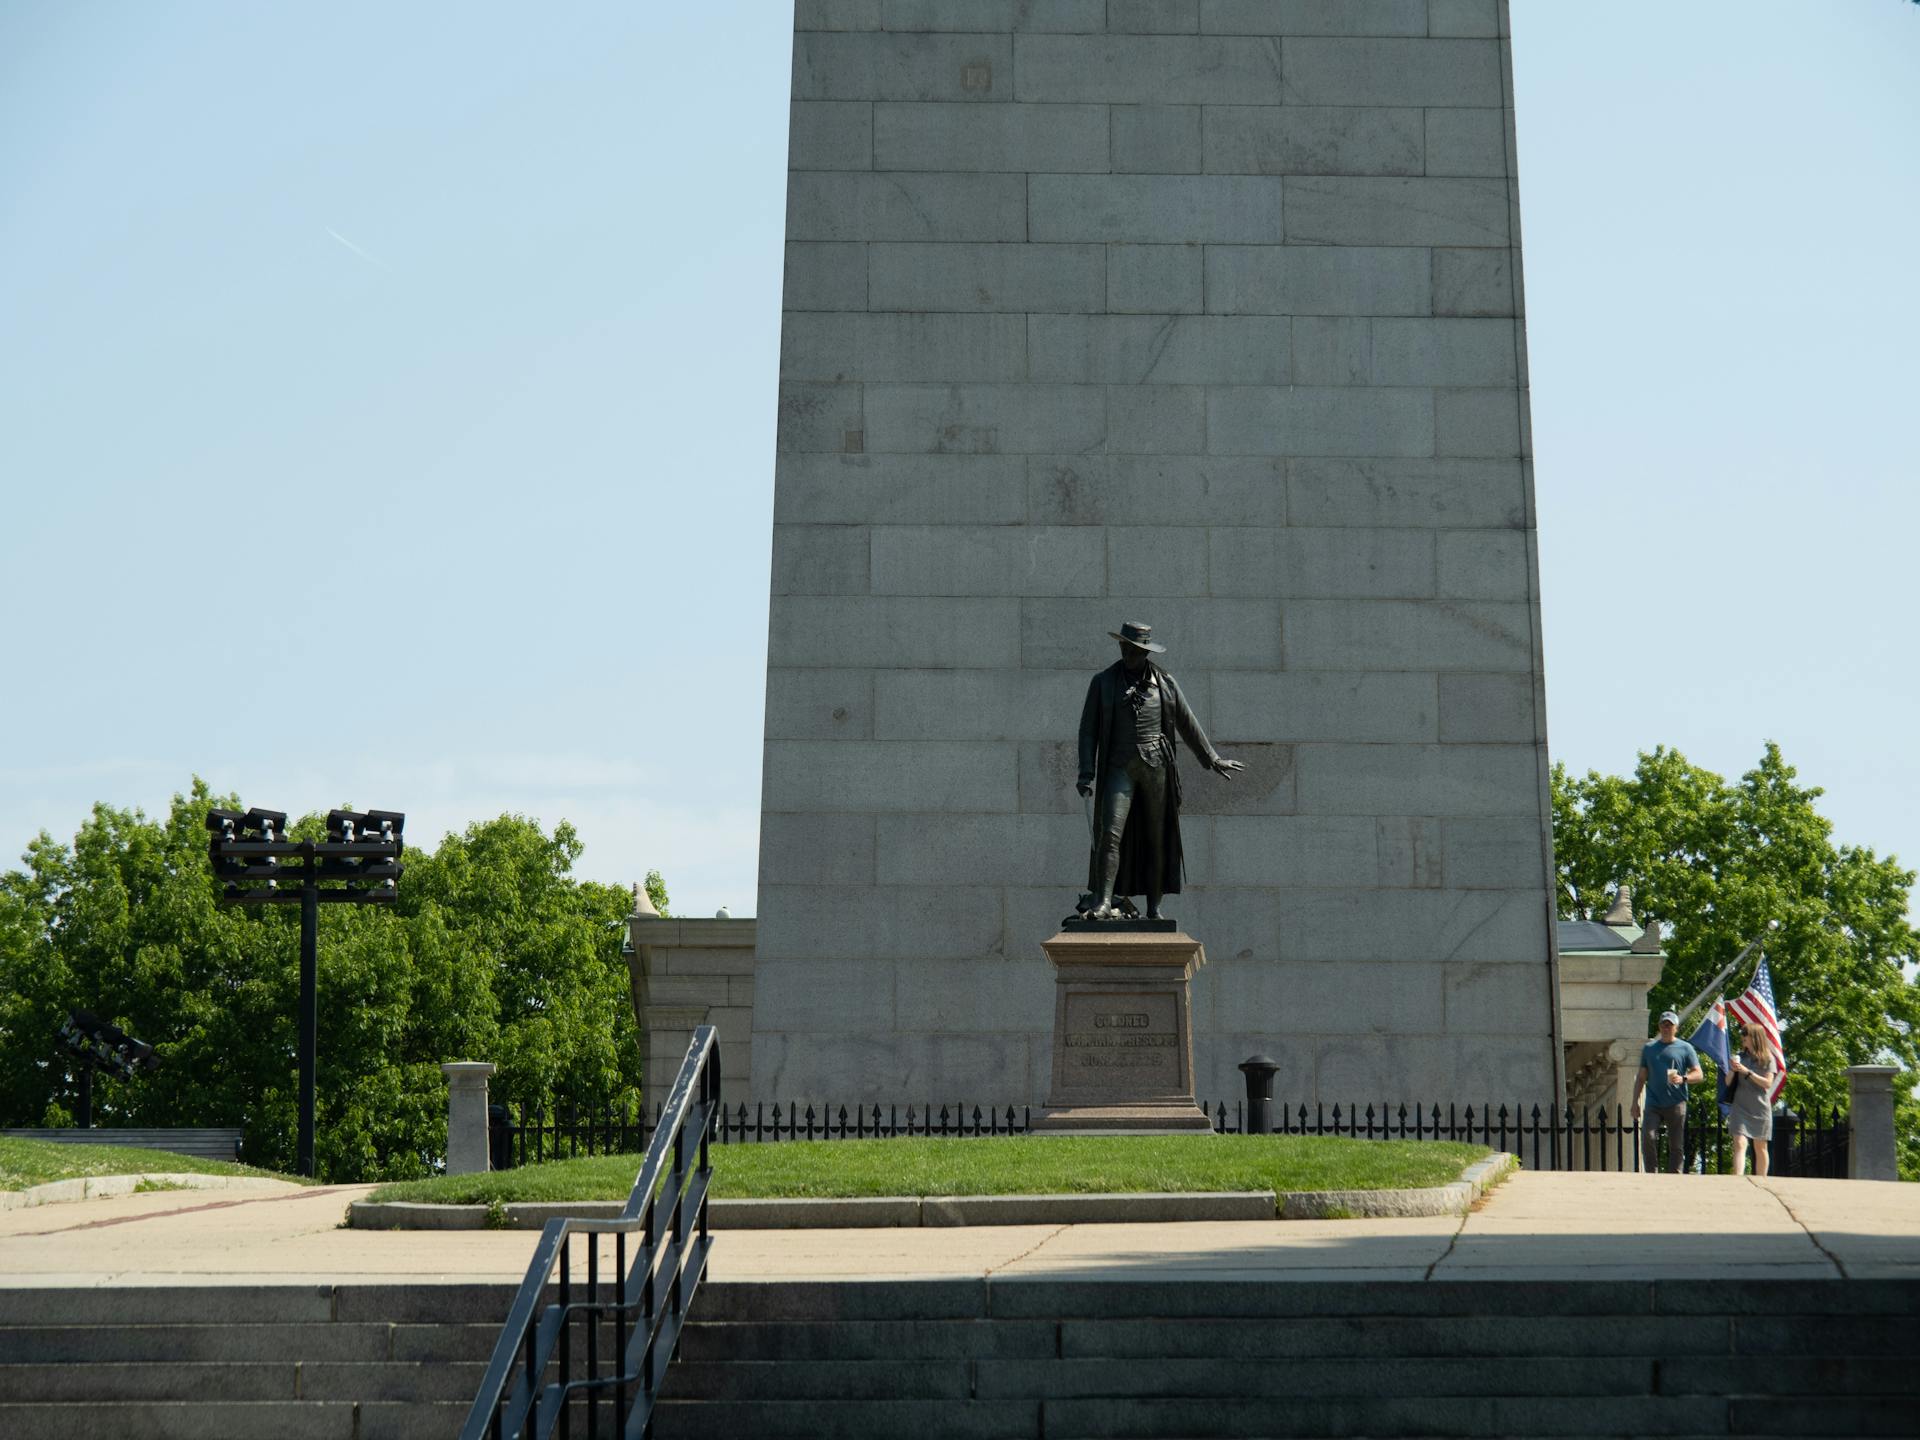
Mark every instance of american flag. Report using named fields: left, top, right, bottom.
left=1727, top=956, right=1787, bottom=1103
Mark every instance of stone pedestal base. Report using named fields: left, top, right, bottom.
left=1032, top=929, right=1211, bottom=1133
left=441, top=1061, right=496, bottom=1176
left=1848, top=1065, right=1899, bottom=1181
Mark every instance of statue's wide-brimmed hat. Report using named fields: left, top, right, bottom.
left=1108, top=620, right=1166, bottom=653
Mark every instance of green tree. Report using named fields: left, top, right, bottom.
left=397, top=812, right=639, bottom=1116
left=0, top=781, right=644, bottom=1181
left=1552, top=744, right=1920, bottom=1177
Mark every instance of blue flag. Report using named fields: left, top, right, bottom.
left=1688, top=1000, right=1732, bottom=1115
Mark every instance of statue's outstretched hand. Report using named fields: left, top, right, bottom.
left=1212, top=758, right=1246, bottom=780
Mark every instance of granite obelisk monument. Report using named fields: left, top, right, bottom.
left=752, top=0, right=1561, bottom=1108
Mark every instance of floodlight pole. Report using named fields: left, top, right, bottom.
left=207, top=806, right=404, bottom=1182
left=76, top=1060, right=93, bottom=1130
left=299, top=879, right=319, bottom=1179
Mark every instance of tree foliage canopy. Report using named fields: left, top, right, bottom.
left=0, top=780, right=648, bottom=1181
left=1552, top=743, right=1919, bottom=1173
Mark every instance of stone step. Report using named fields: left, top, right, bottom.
left=358, top=1400, right=482, bottom=1440
left=0, top=1323, right=390, bottom=1365
left=0, top=1288, right=337, bottom=1327
left=1041, top=1393, right=1918, bottom=1439
left=663, top=1358, right=971, bottom=1402
left=7, top=1277, right=1917, bottom=1440
left=0, top=1401, right=359, bottom=1440
left=1660, top=1355, right=1920, bottom=1397
left=676, top=1311, right=1835, bottom=1363
left=1728, top=1314, right=1920, bottom=1355
left=0, top=1321, right=500, bottom=1364
left=679, top=1317, right=1057, bottom=1362
left=676, top=1309, right=1920, bottom=1364
left=1726, top=1397, right=1920, bottom=1438
left=692, top=1278, right=989, bottom=1322
left=0, top=1282, right=520, bottom=1328
left=307, top=1362, right=485, bottom=1403
left=650, top=1397, right=1762, bottom=1440
left=0, top=1400, right=475, bottom=1440
left=1058, top=1314, right=1713, bottom=1361
left=688, top=1276, right=1920, bottom=1323
left=652, top=1397, right=1735, bottom=1440
left=1042, top=1394, right=1724, bottom=1439
left=671, top=1353, right=1817, bottom=1404
left=0, top=1361, right=487, bottom=1404
left=1053, top=1312, right=1920, bottom=1360
left=0, top=1363, right=296, bottom=1405
left=985, top=1355, right=1661, bottom=1401
left=653, top=1398, right=1043, bottom=1440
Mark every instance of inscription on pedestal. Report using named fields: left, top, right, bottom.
left=1061, top=993, right=1179, bottom=1092
left=1036, top=929, right=1211, bottom=1129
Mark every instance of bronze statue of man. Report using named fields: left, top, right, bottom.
left=1075, top=622, right=1243, bottom=921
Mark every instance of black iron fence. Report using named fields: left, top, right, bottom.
left=1239, top=1099, right=1850, bottom=1179
left=488, top=1099, right=1036, bottom=1167
left=488, top=1097, right=1850, bottom=1177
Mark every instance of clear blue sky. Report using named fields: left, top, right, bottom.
left=3, top=2, right=1916, bottom=916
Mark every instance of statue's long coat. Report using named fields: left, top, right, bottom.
left=1076, top=660, right=1225, bottom=900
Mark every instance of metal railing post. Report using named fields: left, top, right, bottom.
left=459, top=1028, right=718, bottom=1440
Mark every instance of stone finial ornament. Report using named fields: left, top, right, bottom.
left=1602, top=884, right=1635, bottom=926
left=630, top=881, right=659, bottom=920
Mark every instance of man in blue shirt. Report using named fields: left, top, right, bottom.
left=1632, top=1009, right=1704, bottom=1173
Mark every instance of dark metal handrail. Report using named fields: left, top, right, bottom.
left=460, top=1026, right=719, bottom=1440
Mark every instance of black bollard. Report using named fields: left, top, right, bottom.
left=1239, top=1054, right=1281, bottom=1136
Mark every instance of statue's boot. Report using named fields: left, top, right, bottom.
left=1088, top=849, right=1122, bottom=919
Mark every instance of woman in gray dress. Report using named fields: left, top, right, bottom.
left=1727, top=1025, right=1777, bottom=1176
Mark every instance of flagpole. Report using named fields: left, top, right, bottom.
left=1674, top=920, right=1779, bottom=1032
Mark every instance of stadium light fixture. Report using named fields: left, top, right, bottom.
left=56, top=1009, right=160, bottom=1127
left=206, top=805, right=405, bottom=1177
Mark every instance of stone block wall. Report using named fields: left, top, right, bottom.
left=628, top=917, right=756, bottom=1106
left=755, top=0, right=1561, bottom=1107
left=1560, top=952, right=1666, bottom=1114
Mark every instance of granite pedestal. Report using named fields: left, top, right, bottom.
left=1848, top=1065, right=1899, bottom=1182
left=1033, top=929, right=1211, bottom=1133
left=440, top=1062, right=495, bottom=1176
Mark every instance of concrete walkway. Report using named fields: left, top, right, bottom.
left=1, top=1172, right=1915, bottom=1290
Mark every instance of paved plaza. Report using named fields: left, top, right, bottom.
left=2, top=1171, right=1914, bottom=1292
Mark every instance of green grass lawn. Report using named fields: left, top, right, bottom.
left=365, top=1134, right=1490, bottom=1208
left=0, top=1135, right=306, bottom=1191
